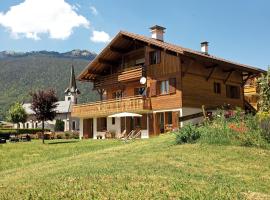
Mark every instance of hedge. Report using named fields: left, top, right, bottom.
left=0, top=128, right=50, bottom=135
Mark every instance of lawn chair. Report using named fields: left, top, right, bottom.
left=118, top=130, right=126, bottom=139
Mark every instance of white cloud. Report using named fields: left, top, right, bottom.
left=90, top=6, right=98, bottom=16
left=90, top=30, right=111, bottom=43
left=0, top=0, right=90, bottom=40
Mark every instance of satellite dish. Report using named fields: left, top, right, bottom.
left=140, top=77, right=146, bottom=85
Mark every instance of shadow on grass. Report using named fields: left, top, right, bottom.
left=47, top=140, right=79, bottom=145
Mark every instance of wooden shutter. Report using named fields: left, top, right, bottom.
left=150, top=81, right=157, bottom=96
left=169, top=78, right=176, bottom=94
left=156, top=50, right=161, bottom=64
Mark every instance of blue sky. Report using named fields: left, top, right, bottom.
left=0, top=0, right=269, bottom=69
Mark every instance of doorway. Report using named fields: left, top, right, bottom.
left=83, top=118, right=93, bottom=139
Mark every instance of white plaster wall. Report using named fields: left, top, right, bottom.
left=93, top=118, right=98, bottom=139
left=107, top=117, right=121, bottom=136
left=180, top=107, right=204, bottom=127
left=79, top=118, right=83, bottom=139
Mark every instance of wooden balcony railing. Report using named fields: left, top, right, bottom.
left=71, top=96, right=151, bottom=118
left=94, top=65, right=143, bottom=88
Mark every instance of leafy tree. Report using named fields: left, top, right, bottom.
left=257, top=67, right=270, bottom=112
left=30, top=89, right=58, bottom=144
left=55, top=119, right=65, bottom=132
left=6, top=102, right=27, bottom=128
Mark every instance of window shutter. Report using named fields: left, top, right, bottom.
left=169, top=78, right=176, bottom=94
left=150, top=81, right=157, bottom=96
left=226, top=85, right=230, bottom=98
left=156, top=50, right=161, bottom=64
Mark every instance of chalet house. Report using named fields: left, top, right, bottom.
left=16, top=65, right=81, bottom=132
left=72, top=25, right=264, bottom=139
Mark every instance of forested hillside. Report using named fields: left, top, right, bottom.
left=0, top=50, right=98, bottom=120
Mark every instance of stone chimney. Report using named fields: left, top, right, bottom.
left=201, top=41, right=209, bottom=54
left=150, top=25, right=166, bottom=41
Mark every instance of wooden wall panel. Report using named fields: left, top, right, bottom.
left=146, top=47, right=183, bottom=110
left=182, top=73, right=244, bottom=108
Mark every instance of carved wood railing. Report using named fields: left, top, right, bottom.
left=93, top=65, right=143, bottom=88
left=72, top=96, right=151, bottom=118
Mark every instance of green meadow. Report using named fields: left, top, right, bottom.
left=0, top=134, right=269, bottom=200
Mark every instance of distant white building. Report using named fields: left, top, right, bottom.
left=16, top=65, right=80, bottom=132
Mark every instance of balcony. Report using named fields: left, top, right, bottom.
left=71, top=96, right=151, bottom=118
left=94, top=65, right=143, bottom=88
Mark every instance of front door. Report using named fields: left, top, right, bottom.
left=83, top=118, right=93, bottom=139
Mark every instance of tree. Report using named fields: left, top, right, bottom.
left=257, top=66, right=270, bottom=112
left=6, top=102, right=27, bottom=128
left=30, top=89, right=58, bottom=144
left=55, top=119, right=65, bottom=132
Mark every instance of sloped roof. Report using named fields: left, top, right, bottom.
left=78, top=31, right=265, bottom=81
left=23, top=100, right=71, bottom=115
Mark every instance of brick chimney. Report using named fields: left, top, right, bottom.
left=150, top=25, right=166, bottom=41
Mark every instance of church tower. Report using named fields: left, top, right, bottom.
left=65, top=64, right=80, bottom=104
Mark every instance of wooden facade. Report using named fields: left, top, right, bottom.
left=72, top=29, right=264, bottom=139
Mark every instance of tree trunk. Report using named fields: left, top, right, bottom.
left=42, top=120, right=45, bottom=144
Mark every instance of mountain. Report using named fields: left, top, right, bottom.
left=0, top=50, right=98, bottom=120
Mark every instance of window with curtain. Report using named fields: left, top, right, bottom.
left=160, top=80, right=169, bottom=94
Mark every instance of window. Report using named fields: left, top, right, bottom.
left=26, top=123, right=29, bottom=129
left=214, top=82, right=221, bottom=94
left=101, top=90, right=107, bottom=101
left=226, top=85, right=240, bottom=99
left=167, top=112, right=173, bottom=124
left=112, top=90, right=123, bottom=99
left=160, top=80, right=169, bottom=95
left=134, top=117, right=142, bottom=128
left=97, top=117, right=107, bottom=131
left=68, top=97, right=71, bottom=101
left=72, top=121, right=76, bottom=130
left=134, top=87, right=146, bottom=96
left=149, top=50, right=161, bottom=65
left=112, top=117, right=115, bottom=125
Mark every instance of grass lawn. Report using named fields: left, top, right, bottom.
left=0, top=134, right=269, bottom=200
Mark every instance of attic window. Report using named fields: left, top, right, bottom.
left=149, top=50, right=161, bottom=65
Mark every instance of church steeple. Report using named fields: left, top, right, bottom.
left=65, top=64, right=80, bottom=104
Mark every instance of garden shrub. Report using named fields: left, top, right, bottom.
left=175, top=123, right=200, bottom=144
left=65, top=132, right=71, bottom=139
left=257, top=112, right=270, bottom=143
left=176, top=108, right=269, bottom=148
left=56, top=134, right=64, bottom=139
